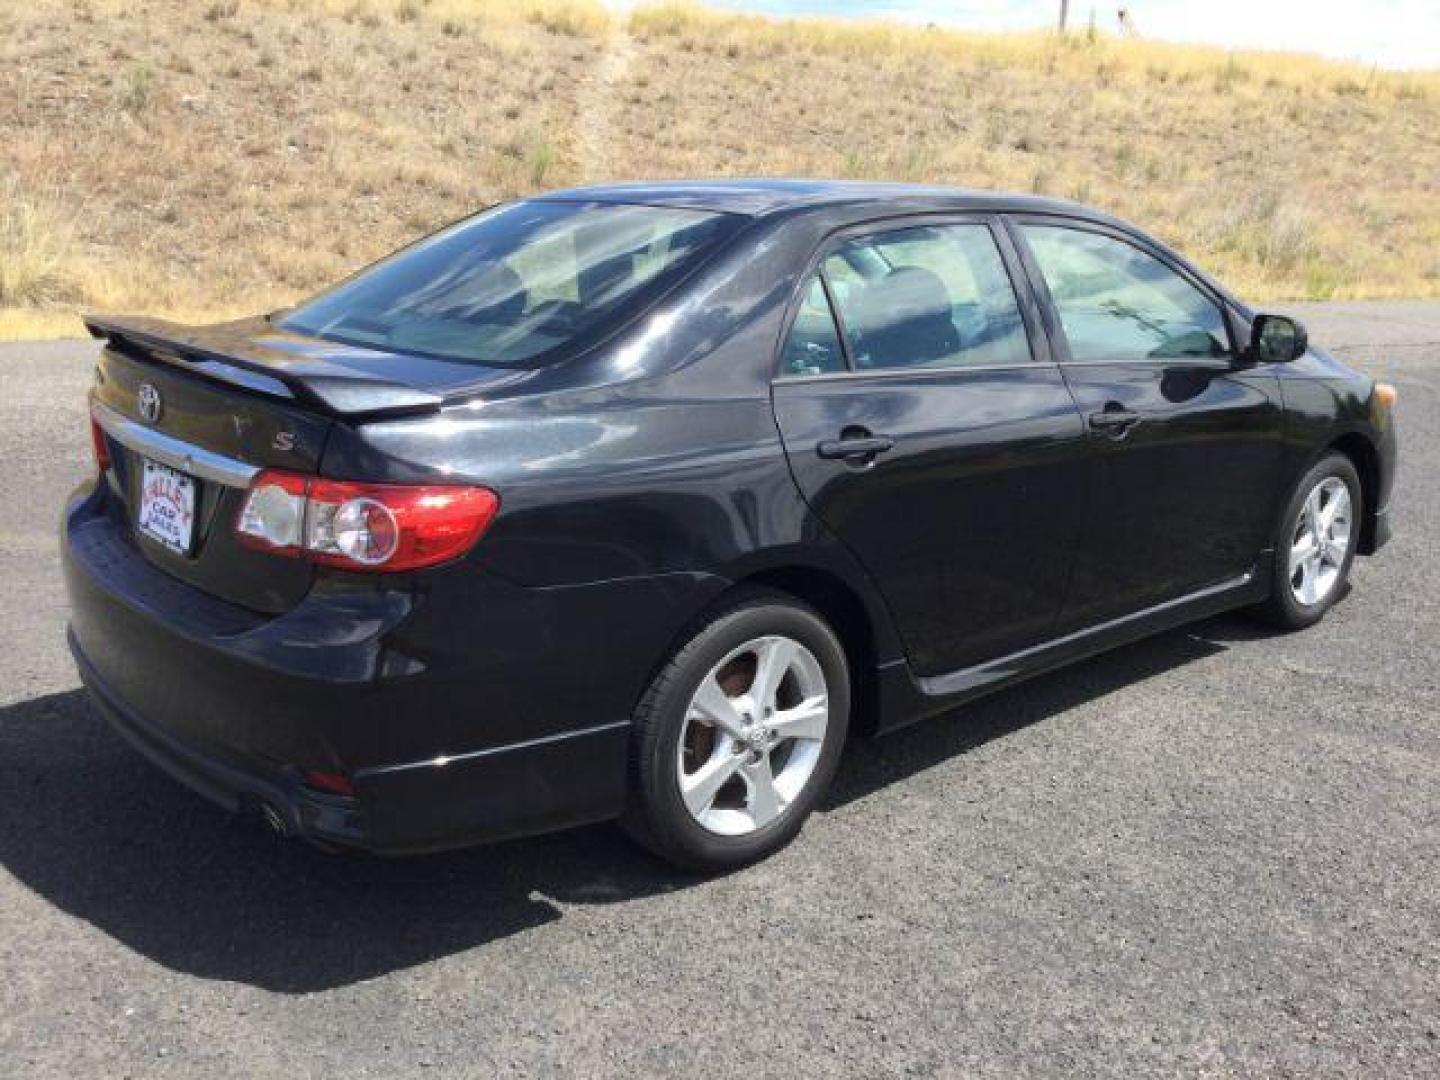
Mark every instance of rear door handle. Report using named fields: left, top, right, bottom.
left=816, top=435, right=896, bottom=461
left=1088, top=409, right=1142, bottom=436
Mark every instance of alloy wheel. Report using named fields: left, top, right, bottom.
left=1289, top=476, right=1353, bottom=606
left=676, top=635, right=830, bottom=836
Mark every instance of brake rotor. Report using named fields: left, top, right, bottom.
left=682, top=652, right=757, bottom=768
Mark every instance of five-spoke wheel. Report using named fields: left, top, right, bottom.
left=1254, top=452, right=1362, bottom=630
left=1289, top=476, right=1353, bottom=607
left=623, top=590, right=849, bottom=870
left=678, top=635, right=830, bottom=836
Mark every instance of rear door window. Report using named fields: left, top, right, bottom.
left=778, top=278, right=847, bottom=377
left=820, top=225, right=1033, bottom=370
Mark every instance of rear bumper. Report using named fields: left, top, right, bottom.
left=72, top=627, right=629, bottom=853
left=62, top=481, right=724, bottom=854
left=72, top=630, right=365, bottom=848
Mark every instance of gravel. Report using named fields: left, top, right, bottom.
left=1, top=301, right=1436, bottom=1078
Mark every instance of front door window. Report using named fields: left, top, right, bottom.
left=1020, top=225, right=1230, bottom=362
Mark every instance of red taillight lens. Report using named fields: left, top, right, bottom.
left=302, top=769, right=356, bottom=797
left=235, top=470, right=498, bottom=572
left=90, top=415, right=111, bottom=472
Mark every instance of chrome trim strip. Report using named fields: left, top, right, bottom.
left=775, top=360, right=1054, bottom=385
left=91, top=399, right=260, bottom=488
left=353, top=720, right=631, bottom=780
left=774, top=356, right=1238, bottom=386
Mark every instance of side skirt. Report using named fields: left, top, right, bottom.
left=872, top=559, right=1271, bottom=736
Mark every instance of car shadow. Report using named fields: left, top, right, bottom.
left=0, top=619, right=1235, bottom=994
left=825, top=616, right=1234, bottom=808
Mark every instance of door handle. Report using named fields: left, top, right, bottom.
left=1088, top=408, right=1142, bottom=437
left=816, top=434, right=896, bottom=462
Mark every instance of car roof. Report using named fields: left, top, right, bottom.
left=532, top=178, right=1245, bottom=319
left=533, top=178, right=1102, bottom=220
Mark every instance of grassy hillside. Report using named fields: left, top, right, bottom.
left=3, top=0, right=1438, bottom=337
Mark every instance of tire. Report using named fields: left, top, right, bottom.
left=1251, top=452, right=1362, bottom=631
left=621, top=588, right=850, bottom=871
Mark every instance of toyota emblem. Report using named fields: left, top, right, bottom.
left=137, top=383, right=162, bottom=424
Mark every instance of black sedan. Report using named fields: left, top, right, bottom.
left=64, top=180, right=1398, bottom=869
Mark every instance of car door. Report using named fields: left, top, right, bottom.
left=1008, top=217, right=1286, bottom=631
left=772, top=217, right=1090, bottom=678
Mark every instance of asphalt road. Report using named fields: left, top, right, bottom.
left=1, top=302, right=1437, bottom=1078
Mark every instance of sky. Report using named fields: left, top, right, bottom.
left=673, top=0, right=1440, bottom=70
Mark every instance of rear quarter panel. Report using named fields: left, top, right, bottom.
left=314, top=212, right=910, bottom=754
left=323, top=216, right=810, bottom=588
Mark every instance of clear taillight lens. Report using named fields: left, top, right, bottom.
left=236, top=471, right=308, bottom=554
left=314, top=496, right=400, bottom=566
left=235, top=470, right=498, bottom=572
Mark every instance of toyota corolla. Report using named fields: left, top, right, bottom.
left=64, top=180, right=1398, bottom=869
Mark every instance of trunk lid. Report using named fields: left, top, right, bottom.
left=85, top=314, right=529, bottom=613
left=92, top=336, right=335, bottom=613
left=87, top=314, right=532, bottom=413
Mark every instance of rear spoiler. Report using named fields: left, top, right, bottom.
left=84, top=314, right=445, bottom=417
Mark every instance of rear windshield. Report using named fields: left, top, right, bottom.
left=278, top=200, right=741, bottom=368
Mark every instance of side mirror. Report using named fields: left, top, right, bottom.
left=1250, top=313, right=1308, bottom=363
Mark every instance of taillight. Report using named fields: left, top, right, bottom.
left=302, top=769, right=356, bottom=797
left=90, top=416, right=111, bottom=473
left=235, top=469, right=498, bottom=572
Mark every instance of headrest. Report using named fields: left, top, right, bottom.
left=462, top=263, right=527, bottom=321
left=859, top=266, right=952, bottom=328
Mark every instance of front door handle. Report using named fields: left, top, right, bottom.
left=1088, top=408, right=1142, bottom=437
left=816, top=434, right=896, bottom=462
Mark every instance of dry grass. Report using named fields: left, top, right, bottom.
left=0, top=177, right=80, bottom=308
left=3, top=0, right=1438, bottom=338
left=625, top=3, right=1440, bottom=302
left=634, top=2, right=1434, bottom=97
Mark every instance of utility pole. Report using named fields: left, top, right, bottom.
left=1059, top=0, right=1070, bottom=31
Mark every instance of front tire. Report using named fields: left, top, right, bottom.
left=1252, top=452, right=1361, bottom=631
left=622, top=590, right=850, bottom=871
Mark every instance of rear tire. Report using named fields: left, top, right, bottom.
left=1251, top=452, right=1361, bottom=631
left=622, top=589, right=850, bottom=871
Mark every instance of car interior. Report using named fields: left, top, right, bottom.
left=780, top=224, right=1033, bottom=375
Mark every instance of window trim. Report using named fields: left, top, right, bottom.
left=1004, top=214, right=1240, bottom=367
left=815, top=272, right=857, bottom=372
left=770, top=213, right=1052, bottom=384
left=776, top=273, right=853, bottom=378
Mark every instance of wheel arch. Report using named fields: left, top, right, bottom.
left=735, top=564, right=886, bottom=737
left=649, top=556, right=903, bottom=739
left=1326, top=430, right=1381, bottom=554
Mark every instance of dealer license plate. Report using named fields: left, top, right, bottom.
left=137, top=458, right=197, bottom=555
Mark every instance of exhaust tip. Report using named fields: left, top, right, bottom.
left=259, top=802, right=290, bottom=838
